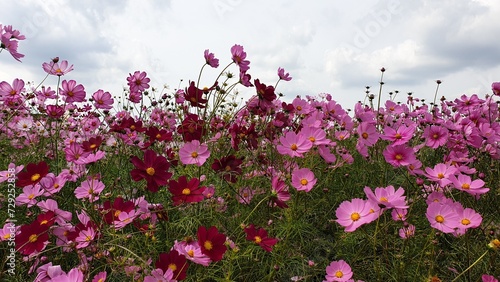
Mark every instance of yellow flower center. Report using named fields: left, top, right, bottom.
left=300, top=179, right=308, bottom=186
left=182, top=188, right=191, bottom=195
left=29, top=234, right=38, bottom=243
left=90, top=144, right=97, bottom=149
left=395, top=154, right=403, bottom=160
left=204, top=240, right=213, bottom=250
left=31, top=173, right=41, bottom=182
left=146, top=167, right=155, bottom=176
left=168, top=263, right=177, bottom=271
left=461, top=183, right=470, bottom=190
left=461, top=218, right=471, bottom=225
left=114, top=210, right=121, bottom=217
left=432, top=133, right=439, bottom=139
left=191, top=152, right=198, bottom=158
left=225, top=165, right=232, bottom=172
left=335, top=271, right=343, bottom=278
left=28, top=194, right=35, bottom=200
left=40, top=220, right=48, bottom=225
left=379, top=197, right=388, bottom=202
left=86, top=235, right=92, bottom=241
left=187, top=250, right=195, bottom=257
left=435, top=215, right=444, bottom=223
left=308, top=136, right=316, bottom=142
left=296, top=106, right=302, bottom=111
left=290, top=144, right=298, bottom=151
left=350, top=212, right=360, bottom=221
left=3, top=234, right=11, bottom=240
left=437, top=173, right=445, bottom=179
left=395, top=133, right=402, bottom=139
left=254, top=236, right=262, bottom=244
left=362, top=132, right=369, bottom=139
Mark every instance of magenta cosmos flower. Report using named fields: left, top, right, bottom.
left=357, top=121, right=379, bottom=146
left=276, top=131, right=313, bottom=158
left=381, top=124, right=415, bottom=145
left=422, top=125, right=448, bottom=149
left=277, top=67, right=292, bottom=81
left=60, top=79, right=86, bottom=103
left=0, top=78, right=24, bottom=101
left=425, top=163, right=457, bottom=187
left=324, top=260, right=353, bottom=282
left=364, top=185, right=408, bottom=210
left=335, top=198, right=371, bottom=232
left=42, top=59, right=74, bottom=76
left=426, top=202, right=460, bottom=234
left=179, top=140, right=210, bottom=166
left=231, top=44, right=250, bottom=72
left=492, top=82, right=500, bottom=96
left=449, top=174, right=489, bottom=196
left=127, top=70, right=150, bottom=93
left=382, top=144, right=417, bottom=167
left=204, top=49, right=219, bottom=68
left=291, top=168, right=317, bottom=192
left=92, top=89, right=114, bottom=110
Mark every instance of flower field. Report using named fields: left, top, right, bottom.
left=1, top=24, right=500, bottom=281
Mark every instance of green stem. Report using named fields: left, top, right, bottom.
left=451, top=250, right=489, bottom=282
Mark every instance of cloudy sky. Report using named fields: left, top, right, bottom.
left=1, top=0, right=499, bottom=111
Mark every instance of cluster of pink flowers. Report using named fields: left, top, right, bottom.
left=0, top=24, right=25, bottom=61
left=1, top=29, right=499, bottom=280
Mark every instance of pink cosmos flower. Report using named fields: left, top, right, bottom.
left=231, top=44, right=250, bottom=72
left=492, top=82, right=500, bottom=96
left=0, top=223, right=16, bottom=242
left=74, top=150, right=106, bottom=165
left=0, top=78, right=24, bottom=101
left=40, top=173, right=66, bottom=196
left=270, top=176, right=291, bottom=208
left=324, top=260, right=353, bottom=282
left=277, top=67, right=292, bottom=81
left=318, top=145, right=337, bottom=163
left=91, top=271, right=108, bottom=282
left=357, top=122, right=379, bottom=146
left=364, top=185, right=408, bottom=210
left=74, top=178, right=106, bottom=202
left=292, top=97, right=313, bottom=115
left=173, top=240, right=212, bottom=266
left=179, top=140, right=210, bottom=166
left=46, top=104, right=65, bottom=119
left=380, top=124, right=415, bottom=145
left=300, top=127, right=330, bottom=146
left=60, top=79, right=86, bottom=103
left=422, top=125, right=448, bottom=149
left=114, top=209, right=139, bottom=230
left=0, top=163, right=23, bottom=183
left=92, top=89, right=114, bottom=109
left=42, top=59, right=74, bottom=76
left=335, top=198, right=371, bottom=232
left=237, top=186, right=255, bottom=204
left=391, top=208, right=408, bottom=221
left=75, top=227, right=96, bottom=249
left=64, top=143, right=90, bottom=164
left=204, top=49, right=219, bottom=68
left=291, top=168, right=317, bottom=192
left=399, top=224, right=415, bottom=239
left=276, top=131, right=313, bottom=157
left=449, top=173, right=489, bottom=196
left=144, top=268, right=175, bottom=282
left=127, top=70, right=150, bottom=93
left=425, top=163, right=457, bottom=187
left=48, top=268, right=84, bottom=282
left=16, top=184, right=44, bottom=207
left=426, top=202, right=460, bottom=233
left=482, top=274, right=499, bottom=282
left=455, top=206, right=482, bottom=235
left=37, top=199, right=72, bottom=224
left=129, top=91, right=142, bottom=103
left=382, top=144, right=417, bottom=167
left=0, top=25, right=25, bottom=61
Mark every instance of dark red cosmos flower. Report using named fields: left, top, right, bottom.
left=36, top=211, right=56, bottom=227
left=100, top=197, right=135, bottom=225
left=197, top=226, right=227, bottom=262
left=16, top=161, right=49, bottom=187
left=229, top=123, right=258, bottom=151
left=168, top=176, right=206, bottom=206
left=244, top=224, right=278, bottom=252
left=130, top=149, right=172, bottom=192
left=155, top=250, right=189, bottom=280
left=184, top=81, right=208, bottom=108
left=211, top=155, right=244, bottom=183
left=143, top=126, right=173, bottom=149
left=82, top=136, right=103, bottom=152
left=254, top=79, right=276, bottom=103
left=16, top=221, right=49, bottom=255
left=177, top=114, right=205, bottom=142
left=111, top=117, right=146, bottom=133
